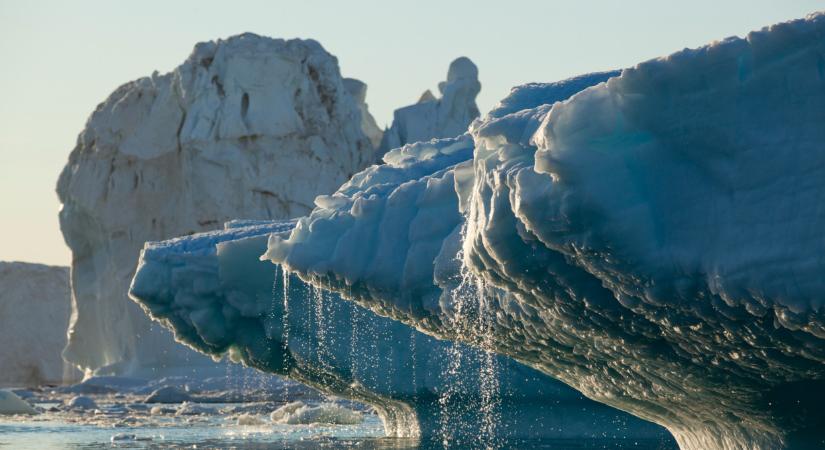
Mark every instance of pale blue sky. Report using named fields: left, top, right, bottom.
left=1, top=0, right=822, bottom=266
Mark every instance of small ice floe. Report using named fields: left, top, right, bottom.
left=149, top=405, right=176, bottom=416
left=143, top=386, right=192, bottom=403
left=66, top=395, right=98, bottom=410
left=126, top=403, right=149, bottom=412
left=58, top=376, right=147, bottom=395
left=10, top=389, right=36, bottom=400
left=221, top=402, right=276, bottom=415
left=236, top=413, right=266, bottom=426
left=111, top=433, right=152, bottom=443
left=270, top=401, right=362, bottom=425
left=0, top=390, right=38, bottom=415
left=103, top=403, right=129, bottom=416
left=175, top=402, right=215, bottom=416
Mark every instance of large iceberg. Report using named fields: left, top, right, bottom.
left=0, top=262, right=79, bottom=386
left=57, top=34, right=379, bottom=376
left=377, top=57, right=482, bottom=157
left=252, top=13, right=825, bottom=450
left=129, top=67, right=646, bottom=443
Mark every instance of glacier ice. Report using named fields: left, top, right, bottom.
left=377, top=57, right=481, bottom=157
left=255, top=12, right=825, bottom=450
left=0, top=262, right=79, bottom=386
left=57, top=33, right=379, bottom=376
left=130, top=218, right=670, bottom=443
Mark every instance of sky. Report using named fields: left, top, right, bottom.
left=1, top=0, right=823, bottom=266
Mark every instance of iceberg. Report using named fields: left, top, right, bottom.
left=344, top=78, right=384, bottom=150
left=253, top=12, right=825, bottom=450
left=130, top=217, right=671, bottom=444
left=0, top=390, right=38, bottom=415
left=377, top=57, right=482, bottom=157
left=57, top=33, right=379, bottom=376
left=0, top=262, right=79, bottom=386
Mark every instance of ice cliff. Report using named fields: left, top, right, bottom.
left=377, top=57, right=481, bottom=156
left=0, top=262, right=79, bottom=386
left=57, top=33, right=378, bottom=376
left=252, top=13, right=825, bottom=450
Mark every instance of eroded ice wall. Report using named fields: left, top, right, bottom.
left=57, top=34, right=377, bottom=376
left=262, top=13, right=825, bottom=450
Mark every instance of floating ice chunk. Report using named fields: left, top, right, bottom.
left=111, top=433, right=152, bottom=442
left=143, top=386, right=192, bottom=403
left=175, top=402, right=215, bottom=416
left=236, top=413, right=266, bottom=426
left=66, top=395, right=98, bottom=410
left=271, top=401, right=362, bottom=425
left=0, top=390, right=38, bottom=415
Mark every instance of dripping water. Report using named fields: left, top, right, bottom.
left=438, top=223, right=501, bottom=449
left=313, top=285, right=332, bottom=369
left=410, top=327, right=417, bottom=406
left=279, top=265, right=291, bottom=398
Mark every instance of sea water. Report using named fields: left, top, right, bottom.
left=0, top=404, right=676, bottom=450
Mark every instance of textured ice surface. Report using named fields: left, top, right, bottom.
left=0, top=262, right=79, bottom=386
left=130, top=218, right=670, bottom=444
left=259, top=13, right=825, bottom=450
left=57, top=33, right=379, bottom=376
left=377, top=57, right=481, bottom=157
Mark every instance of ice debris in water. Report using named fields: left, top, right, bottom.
left=0, top=390, right=38, bottom=415
left=270, top=401, right=363, bottom=425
